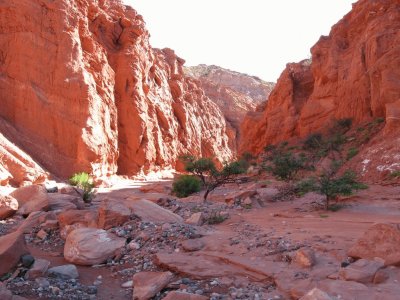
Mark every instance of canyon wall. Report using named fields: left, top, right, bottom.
left=185, top=65, right=274, bottom=149
left=0, top=0, right=233, bottom=184
left=241, top=0, right=400, bottom=155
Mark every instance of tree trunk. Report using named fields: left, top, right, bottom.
left=203, top=189, right=211, bottom=202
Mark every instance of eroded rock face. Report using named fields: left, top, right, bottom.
left=0, top=0, right=233, bottom=181
left=241, top=0, right=400, bottom=158
left=185, top=65, right=274, bottom=150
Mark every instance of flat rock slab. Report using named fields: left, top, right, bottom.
left=154, top=252, right=277, bottom=282
left=0, top=230, right=29, bottom=276
left=126, top=198, right=183, bottom=223
left=348, top=223, right=400, bottom=266
left=132, top=271, right=174, bottom=300
left=64, top=228, right=125, bottom=265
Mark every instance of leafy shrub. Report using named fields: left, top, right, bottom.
left=389, top=170, right=400, bottom=178
left=303, top=133, right=323, bottom=150
left=205, top=210, right=227, bottom=224
left=334, top=118, right=353, bottom=132
left=263, top=146, right=307, bottom=181
left=346, top=147, right=359, bottom=160
left=295, top=177, right=318, bottom=196
left=69, top=172, right=94, bottom=203
left=172, top=175, right=201, bottom=198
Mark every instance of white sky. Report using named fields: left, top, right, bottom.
left=126, top=0, right=355, bottom=82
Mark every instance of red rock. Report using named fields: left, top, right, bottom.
left=10, top=185, right=49, bottom=216
left=0, top=230, right=29, bottom=276
left=295, top=248, right=316, bottom=268
left=185, top=65, right=274, bottom=150
left=126, top=199, right=183, bottom=223
left=132, top=271, right=174, bottom=300
left=47, top=194, right=82, bottom=212
left=0, top=0, right=233, bottom=180
left=241, top=0, right=400, bottom=178
left=0, top=195, right=18, bottom=219
left=339, top=258, right=384, bottom=283
left=64, top=228, right=125, bottom=265
left=98, top=199, right=131, bottom=229
left=57, top=209, right=98, bottom=239
left=181, top=239, right=205, bottom=252
left=0, top=130, right=47, bottom=187
left=162, top=291, right=208, bottom=300
left=300, top=288, right=333, bottom=300
left=348, top=223, right=400, bottom=266
left=185, top=212, right=204, bottom=226
left=25, top=258, right=51, bottom=280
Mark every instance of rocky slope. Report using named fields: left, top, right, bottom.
left=0, top=0, right=233, bottom=185
left=241, top=0, right=400, bottom=178
left=185, top=65, right=274, bottom=147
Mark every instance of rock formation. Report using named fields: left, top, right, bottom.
left=241, top=0, right=400, bottom=162
left=185, top=65, right=274, bottom=149
left=0, top=0, right=233, bottom=184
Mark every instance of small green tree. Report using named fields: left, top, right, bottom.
left=69, top=172, right=95, bottom=203
left=316, top=162, right=367, bottom=209
left=172, top=175, right=201, bottom=198
left=181, top=155, right=248, bottom=202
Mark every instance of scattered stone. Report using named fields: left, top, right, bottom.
left=26, top=258, right=50, bottom=279
left=21, top=254, right=35, bottom=268
left=182, top=239, right=205, bottom=252
left=339, top=258, right=384, bottom=283
left=35, top=277, right=50, bottom=288
left=163, top=291, right=208, bottom=300
left=64, top=227, right=125, bottom=265
left=294, top=248, right=316, bottom=268
left=299, top=288, right=333, bottom=300
left=185, top=212, right=204, bottom=226
left=0, top=230, right=29, bottom=276
left=243, top=197, right=253, bottom=206
left=48, top=264, right=79, bottom=279
left=256, top=188, right=280, bottom=203
left=121, top=280, right=133, bottom=288
left=18, top=211, right=47, bottom=233
left=36, top=229, right=48, bottom=240
left=127, top=199, right=183, bottom=223
left=132, top=271, right=174, bottom=300
left=0, top=282, right=13, bottom=300
left=348, top=223, right=400, bottom=266
left=373, top=268, right=390, bottom=284
left=0, top=195, right=18, bottom=220
left=10, top=185, right=49, bottom=216
left=98, top=199, right=131, bottom=229
left=40, top=220, right=59, bottom=230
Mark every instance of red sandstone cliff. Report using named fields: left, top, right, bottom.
left=0, top=0, right=233, bottom=185
left=185, top=65, right=274, bottom=149
left=241, top=0, right=400, bottom=178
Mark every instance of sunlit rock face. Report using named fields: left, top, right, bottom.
left=241, top=0, right=400, bottom=155
left=185, top=65, right=275, bottom=151
left=0, top=0, right=233, bottom=184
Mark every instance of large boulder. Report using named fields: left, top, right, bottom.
left=0, top=230, right=29, bottom=276
left=10, top=185, right=49, bottom=216
left=64, top=228, right=125, bottom=265
left=98, top=199, right=131, bottom=229
left=348, top=223, right=400, bottom=266
left=132, top=271, right=174, bottom=300
left=127, top=199, right=183, bottom=224
left=0, top=195, right=18, bottom=219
